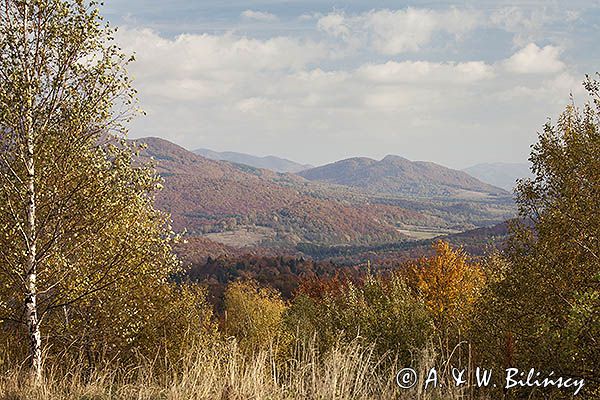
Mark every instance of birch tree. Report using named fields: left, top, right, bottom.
left=0, top=0, right=177, bottom=380
left=473, top=75, right=600, bottom=394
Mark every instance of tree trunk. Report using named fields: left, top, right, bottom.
left=25, top=261, right=41, bottom=382
left=24, top=89, right=42, bottom=382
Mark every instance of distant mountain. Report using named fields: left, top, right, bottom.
left=298, top=155, right=508, bottom=198
left=462, top=163, right=533, bottom=191
left=193, top=148, right=313, bottom=173
left=138, top=138, right=418, bottom=246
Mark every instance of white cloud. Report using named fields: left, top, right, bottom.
left=298, top=12, right=323, bottom=22
left=241, top=10, right=278, bottom=22
left=565, top=10, right=581, bottom=22
left=504, top=43, right=565, bottom=74
left=496, top=71, right=582, bottom=105
left=317, top=13, right=351, bottom=38
left=236, top=97, right=276, bottom=113
left=114, top=8, right=581, bottom=168
left=491, top=7, right=542, bottom=37
left=358, top=61, right=494, bottom=84
left=317, top=8, right=481, bottom=54
left=117, top=28, right=327, bottom=77
left=490, top=6, right=581, bottom=47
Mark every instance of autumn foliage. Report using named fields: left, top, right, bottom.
left=406, top=241, right=485, bottom=331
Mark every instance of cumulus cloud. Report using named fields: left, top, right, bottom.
left=504, top=43, right=565, bottom=74
left=241, top=10, right=278, bottom=22
left=317, top=13, right=351, bottom=38
left=118, top=27, right=503, bottom=112
left=358, top=61, right=494, bottom=84
left=117, top=28, right=327, bottom=77
left=317, top=8, right=481, bottom=54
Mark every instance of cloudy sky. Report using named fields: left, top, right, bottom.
left=103, top=1, right=600, bottom=169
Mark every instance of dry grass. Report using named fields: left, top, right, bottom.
left=0, top=340, right=481, bottom=400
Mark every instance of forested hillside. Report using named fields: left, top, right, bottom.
left=140, top=137, right=516, bottom=248
left=141, top=137, right=423, bottom=245
left=299, top=155, right=508, bottom=197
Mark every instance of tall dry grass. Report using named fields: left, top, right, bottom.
left=0, top=339, right=483, bottom=400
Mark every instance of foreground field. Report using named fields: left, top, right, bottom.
left=0, top=342, right=486, bottom=400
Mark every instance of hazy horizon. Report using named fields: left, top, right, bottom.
left=185, top=141, right=531, bottom=170
left=105, top=1, right=600, bottom=169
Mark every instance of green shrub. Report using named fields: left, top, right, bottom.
left=286, top=273, right=433, bottom=364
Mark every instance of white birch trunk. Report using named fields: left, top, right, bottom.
left=24, top=88, right=42, bottom=382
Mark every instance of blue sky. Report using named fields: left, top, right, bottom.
left=103, top=1, right=600, bottom=168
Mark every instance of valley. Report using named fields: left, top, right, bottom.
left=138, top=137, right=517, bottom=260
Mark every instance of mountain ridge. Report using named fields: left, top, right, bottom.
left=462, top=162, right=533, bottom=191
left=138, top=137, right=421, bottom=246
left=298, top=155, right=508, bottom=198
left=194, top=148, right=313, bottom=173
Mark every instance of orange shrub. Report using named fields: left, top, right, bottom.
left=406, top=240, right=485, bottom=333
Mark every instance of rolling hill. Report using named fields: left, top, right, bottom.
left=139, top=138, right=421, bottom=247
left=462, top=162, right=533, bottom=191
left=194, top=148, right=313, bottom=173
left=298, top=155, right=508, bottom=198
